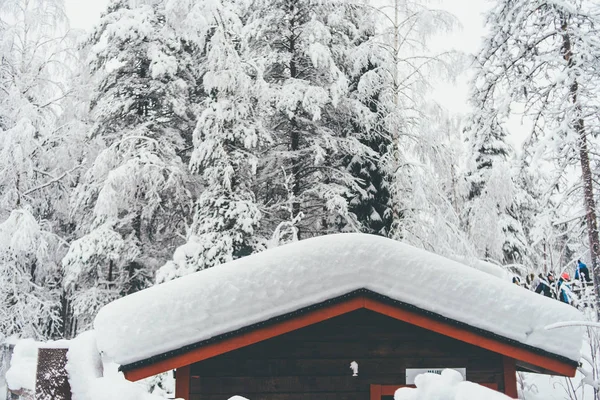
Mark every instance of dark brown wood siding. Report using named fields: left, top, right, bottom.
left=189, top=310, right=505, bottom=400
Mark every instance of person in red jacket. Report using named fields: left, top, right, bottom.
left=557, top=272, right=572, bottom=304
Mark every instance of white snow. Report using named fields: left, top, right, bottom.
left=66, top=331, right=171, bottom=400
left=545, top=320, right=600, bottom=330
left=66, top=331, right=103, bottom=400
left=94, top=233, right=584, bottom=367
left=395, top=369, right=511, bottom=400
left=447, top=255, right=511, bottom=280
left=5, top=339, right=38, bottom=392
left=519, top=369, right=598, bottom=400
left=87, top=376, right=167, bottom=400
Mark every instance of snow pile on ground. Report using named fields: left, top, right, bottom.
left=139, top=371, right=176, bottom=398
left=66, top=331, right=174, bottom=400
left=66, top=331, right=103, bottom=400
left=4, top=334, right=175, bottom=400
left=395, top=369, right=511, bottom=400
left=87, top=377, right=168, bottom=400
left=94, top=233, right=584, bottom=366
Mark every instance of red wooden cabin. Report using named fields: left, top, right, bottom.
left=95, top=234, right=583, bottom=400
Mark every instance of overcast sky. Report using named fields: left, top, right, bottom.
left=65, top=0, right=107, bottom=30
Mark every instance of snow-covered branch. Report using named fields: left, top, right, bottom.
left=545, top=321, right=600, bottom=330
left=22, top=165, right=80, bottom=196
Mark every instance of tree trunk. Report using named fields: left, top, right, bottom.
left=576, top=117, right=600, bottom=311
left=288, top=16, right=302, bottom=239
left=108, top=259, right=114, bottom=288
left=561, top=17, right=600, bottom=316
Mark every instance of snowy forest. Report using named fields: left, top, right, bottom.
left=2, top=0, right=600, bottom=397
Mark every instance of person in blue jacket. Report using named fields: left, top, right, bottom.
left=575, top=259, right=591, bottom=283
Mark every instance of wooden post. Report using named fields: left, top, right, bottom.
left=370, top=384, right=382, bottom=400
left=175, top=365, right=191, bottom=400
left=503, top=356, right=518, bottom=398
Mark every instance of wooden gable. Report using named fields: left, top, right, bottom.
left=184, top=310, right=510, bottom=400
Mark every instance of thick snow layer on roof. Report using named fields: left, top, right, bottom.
left=448, top=255, right=511, bottom=280
left=94, top=233, right=583, bottom=366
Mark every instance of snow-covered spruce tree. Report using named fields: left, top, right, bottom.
left=246, top=0, right=378, bottom=242
left=157, top=0, right=266, bottom=282
left=342, top=6, right=394, bottom=237
left=472, top=0, right=600, bottom=311
left=63, top=0, right=197, bottom=334
left=510, top=158, right=552, bottom=274
left=0, top=0, right=82, bottom=339
left=462, top=107, right=531, bottom=270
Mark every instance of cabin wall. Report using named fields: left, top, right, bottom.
left=187, top=310, right=506, bottom=400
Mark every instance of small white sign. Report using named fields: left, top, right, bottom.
left=350, top=361, right=358, bottom=376
left=406, top=368, right=466, bottom=384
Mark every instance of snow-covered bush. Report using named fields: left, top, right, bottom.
left=394, top=369, right=511, bottom=400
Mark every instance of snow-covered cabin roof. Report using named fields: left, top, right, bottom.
left=94, top=233, right=583, bottom=370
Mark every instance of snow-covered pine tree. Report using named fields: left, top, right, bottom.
left=472, top=0, right=600, bottom=310
left=462, top=107, right=530, bottom=270
left=246, top=0, right=377, bottom=242
left=0, top=0, right=82, bottom=339
left=157, top=0, right=266, bottom=282
left=63, top=0, right=197, bottom=333
left=464, top=110, right=511, bottom=200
